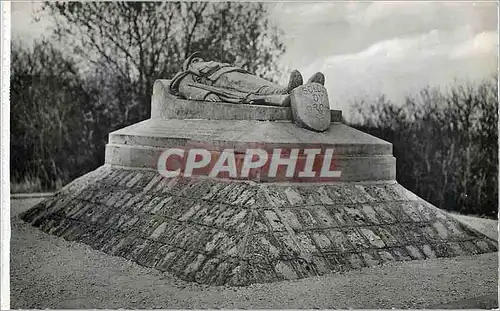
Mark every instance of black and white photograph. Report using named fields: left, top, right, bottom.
left=2, top=1, right=499, bottom=309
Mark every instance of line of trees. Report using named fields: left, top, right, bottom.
left=348, top=79, right=498, bottom=218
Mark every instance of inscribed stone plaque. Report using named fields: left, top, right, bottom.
left=290, top=83, right=331, bottom=132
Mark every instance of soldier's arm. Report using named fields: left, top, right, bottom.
left=178, top=74, right=217, bottom=101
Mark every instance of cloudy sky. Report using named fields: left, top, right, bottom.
left=11, top=1, right=499, bottom=116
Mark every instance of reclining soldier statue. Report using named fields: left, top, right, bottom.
left=168, top=51, right=325, bottom=107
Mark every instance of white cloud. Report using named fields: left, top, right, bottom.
left=450, top=31, right=498, bottom=59
left=11, top=1, right=49, bottom=43
left=271, top=2, right=498, bottom=118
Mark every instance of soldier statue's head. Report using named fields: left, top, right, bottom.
left=183, top=51, right=204, bottom=71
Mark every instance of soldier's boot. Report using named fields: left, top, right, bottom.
left=308, top=72, right=325, bottom=85
left=286, top=70, right=304, bottom=93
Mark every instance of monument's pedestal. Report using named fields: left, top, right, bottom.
left=21, top=80, right=498, bottom=286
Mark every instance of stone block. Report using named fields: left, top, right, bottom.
left=195, top=258, right=221, bottom=284
left=136, top=241, right=164, bottom=268
left=474, top=239, right=494, bottom=253
left=459, top=241, right=481, bottom=255
left=125, top=171, right=144, bottom=188
left=360, top=204, right=382, bottom=224
left=224, top=183, right=249, bottom=204
left=384, top=202, right=412, bottom=222
left=184, top=179, right=216, bottom=199
left=344, top=206, right=372, bottom=226
left=325, top=205, right=351, bottom=227
left=416, top=202, right=448, bottom=222
left=432, top=243, right=452, bottom=258
left=311, top=255, right=330, bottom=275
left=345, top=253, right=365, bottom=269
left=447, top=242, right=466, bottom=256
left=123, top=237, right=149, bottom=261
left=361, top=252, right=382, bottom=267
left=155, top=248, right=183, bottom=272
left=311, top=232, right=333, bottom=252
left=406, top=245, right=425, bottom=260
left=251, top=210, right=272, bottom=234
left=377, top=250, right=396, bottom=262
left=315, top=187, right=335, bottom=205
left=273, top=232, right=303, bottom=258
left=209, top=260, right=239, bottom=286
left=177, top=203, right=203, bottom=221
left=87, top=228, right=116, bottom=250
left=277, top=209, right=303, bottom=231
left=309, top=205, right=337, bottom=227
left=352, top=185, right=377, bottom=203
left=291, top=258, right=319, bottom=278
left=297, top=186, right=323, bottom=205
left=149, top=221, right=169, bottom=240
left=359, top=228, right=386, bottom=248
left=401, top=223, right=427, bottom=244
left=149, top=196, right=175, bottom=215
left=170, top=251, right=197, bottom=277
left=295, top=208, right=319, bottom=229
left=401, top=202, right=423, bottom=222
left=183, top=253, right=207, bottom=280
left=132, top=214, right=165, bottom=238
left=274, top=261, right=299, bottom=280
left=212, top=205, right=237, bottom=228
left=263, top=186, right=290, bottom=208
left=130, top=194, right=153, bottom=213
left=391, top=247, right=413, bottom=261
left=324, top=253, right=351, bottom=271
left=230, top=260, right=279, bottom=286
left=295, top=232, right=319, bottom=254
left=263, top=210, right=286, bottom=232
left=101, top=231, right=132, bottom=255
left=419, top=244, right=437, bottom=259
left=39, top=217, right=63, bottom=234
left=245, top=233, right=281, bottom=261
left=431, top=222, right=450, bottom=240
left=167, top=198, right=197, bottom=220
left=361, top=185, right=393, bottom=202
left=201, top=182, right=226, bottom=201
left=223, top=209, right=248, bottom=231
left=114, top=192, right=134, bottom=209
left=324, top=185, right=352, bottom=204
left=325, top=229, right=355, bottom=252
left=230, top=186, right=258, bottom=206
left=373, top=227, right=399, bottom=247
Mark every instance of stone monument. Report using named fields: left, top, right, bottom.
left=21, top=54, right=498, bottom=286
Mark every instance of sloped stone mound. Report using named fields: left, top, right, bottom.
left=21, top=165, right=498, bottom=286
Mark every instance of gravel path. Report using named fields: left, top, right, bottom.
left=10, top=198, right=499, bottom=309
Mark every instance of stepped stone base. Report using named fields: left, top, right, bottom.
left=21, top=165, right=498, bottom=286
left=105, top=119, right=396, bottom=182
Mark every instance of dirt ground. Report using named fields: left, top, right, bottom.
left=10, top=197, right=499, bottom=309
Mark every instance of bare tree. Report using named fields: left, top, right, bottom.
left=10, top=40, right=98, bottom=189
left=349, top=78, right=498, bottom=217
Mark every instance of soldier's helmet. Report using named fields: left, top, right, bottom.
left=183, top=51, right=204, bottom=71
